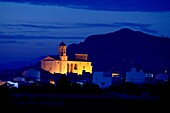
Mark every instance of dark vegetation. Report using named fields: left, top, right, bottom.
left=0, top=75, right=169, bottom=112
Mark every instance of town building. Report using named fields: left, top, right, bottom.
left=125, top=67, right=145, bottom=84
left=155, top=73, right=169, bottom=82
left=41, top=41, right=92, bottom=75
left=23, top=68, right=41, bottom=82
left=92, top=72, right=112, bottom=89
left=112, top=73, right=122, bottom=86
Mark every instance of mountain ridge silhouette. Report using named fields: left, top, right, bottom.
left=67, top=28, right=170, bottom=74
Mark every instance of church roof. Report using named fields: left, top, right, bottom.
left=49, top=55, right=60, bottom=60
left=59, top=41, right=66, bottom=46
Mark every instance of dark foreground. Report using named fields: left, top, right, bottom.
left=0, top=93, right=168, bottom=113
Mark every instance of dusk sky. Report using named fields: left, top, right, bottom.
left=0, top=0, right=170, bottom=69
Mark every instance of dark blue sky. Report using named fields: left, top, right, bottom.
left=0, top=1, right=170, bottom=37
left=0, top=0, right=170, bottom=12
left=0, top=0, right=170, bottom=68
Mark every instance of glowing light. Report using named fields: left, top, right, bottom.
left=7, top=81, right=18, bottom=88
left=0, top=80, right=6, bottom=86
left=50, top=80, right=55, bottom=85
left=112, top=73, right=119, bottom=77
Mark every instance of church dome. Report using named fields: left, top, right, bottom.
left=59, top=41, right=66, bottom=46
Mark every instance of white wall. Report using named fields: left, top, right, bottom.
left=126, top=68, right=145, bottom=84
left=93, top=72, right=112, bottom=89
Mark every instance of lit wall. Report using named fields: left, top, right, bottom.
left=41, top=56, right=92, bottom=75
left=41, top=60, right=57, bottom=74
left=75, top=54, right=88, bottom=60
left=67, top=61, right=92, bottom=75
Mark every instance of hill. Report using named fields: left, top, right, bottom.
left=67, top=28, right=170, bottom=74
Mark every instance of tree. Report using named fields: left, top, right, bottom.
left=55, top=75, right=71, bottom=94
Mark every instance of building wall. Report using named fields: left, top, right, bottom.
left=41, top=60, right=57, bottom=74
left=75, top=54, right=88, bottom=60
left=23, top=68, right=40, bottom=81
left=60, top=60, right=68, bottom=74
left=126, top=68, right=145, bottom=84
left=41, top=57, right=92, bottom=75
left=93, top=72, right=112, bottom=89
left=60, top=55, right=68, bottom=61
left=55, top=60, right=61, bottom=74
left=155, top=73, right=169, bottom=82
left=41, top=56, right=57, bottom=74
left=13, top=77, right=25, bottom=82
left=67, top=61, right=92, bottom=75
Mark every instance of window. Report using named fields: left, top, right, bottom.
left=74, top=64, right=77, bottom=70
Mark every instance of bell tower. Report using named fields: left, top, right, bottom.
left=59, top=41, right=66, bottom=56
left=58, top=41, right=68, bottom=61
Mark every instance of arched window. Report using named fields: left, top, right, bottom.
left=74, top=64, right=77, bottom=70
left=71, top=64, right=73, bottom=72
left=67, top=64, right=70, bottom=72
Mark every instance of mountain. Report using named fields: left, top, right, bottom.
left=0, top=61, right=30, bottom=70
left=67, top=28, right=170, bottom=74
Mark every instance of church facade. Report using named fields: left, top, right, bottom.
left=41, top=42, right=92, bottom=75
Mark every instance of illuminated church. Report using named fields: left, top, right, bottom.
left=41, top=41, right=92, bottom=75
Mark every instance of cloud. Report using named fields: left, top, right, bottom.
left=75, top=22, right=157, bottom=34
left=0, top=31, right=4, bottom=34
left=0, top=22, right=153, bottom=29
left=36, top=42, right=43, bottom=46
left=20, top=30, right=47, bottom=33
left=114, top=22, right=150, bottom=27
left=76, top=22, right=150, bottom=28
left=0, top=22, right=157, bottom=35
left=0, top=24, right=75, bottom=29
left=114, top=22, right=158, bottom=34
left=139, top=28, right=158, bottom=34
left=0, top=40, right=17, bottom=44
left=75, top=23, right=119, bottom=28
left=0, top=0, right=169, bottom=12
left=0, top=23, right=120, bottom=31
left=0, top=34, right=85, bottom=40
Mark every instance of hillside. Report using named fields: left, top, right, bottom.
left=67, top=28, right=170, bottom=74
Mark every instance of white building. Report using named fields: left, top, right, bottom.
left=126, top=68, right=145, bottom=84
left=13, top=77, right=25, bottom=82
left=23, top=68, right=40, bottom=81
left=92, top=72, right=112, bottom=89
left=155, top=73, right=169, bottom=82
left=145, top=73, right=154, bottom=84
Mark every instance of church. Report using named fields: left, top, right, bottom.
left=41, top=41, right=92, bottom=75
